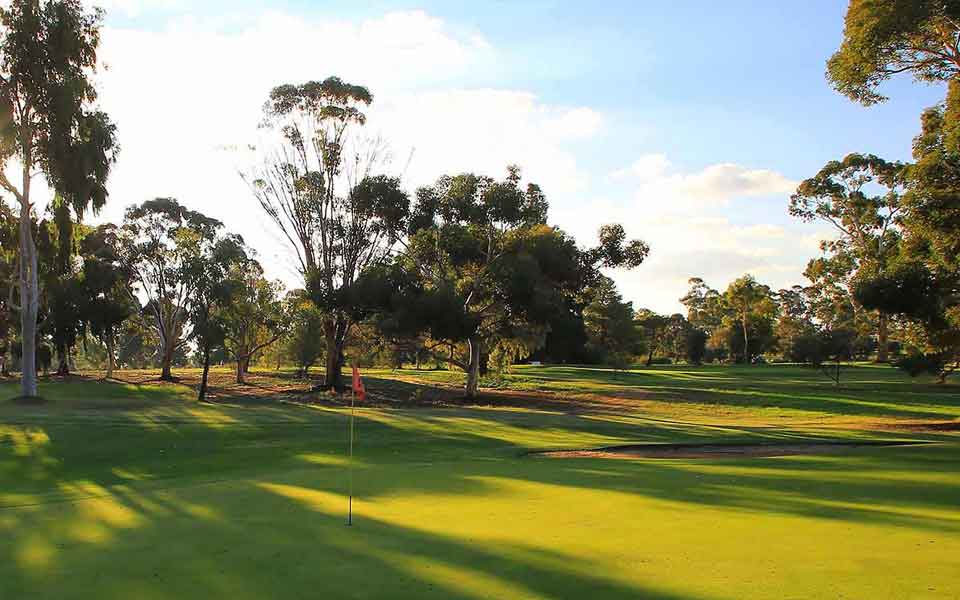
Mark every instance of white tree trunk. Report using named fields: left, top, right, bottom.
left=18, top=196, right=39, bottom=398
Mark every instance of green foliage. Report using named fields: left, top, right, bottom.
left=827, top=0, right=960, bottom=105
left=582, top=276, right=639, bottom=365
left=118, top=198, right=230, bottom=380
left=285, top=293, right=325, bottom=378
left=374, top=166, right=647, bottom=395
left=684, top=328, right=707, bottom=365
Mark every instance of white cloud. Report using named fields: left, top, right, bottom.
left=90, top=9, right=598, bottom=285
left=610, top=154, right=797, bottom=212
left=34, top=7, right=819, bottom=317
left=610, top=154, right=671, bottom=180
left=552, top=156, right=821, bottom=313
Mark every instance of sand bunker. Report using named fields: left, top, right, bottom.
left=532, top=440, right=932, bottom=459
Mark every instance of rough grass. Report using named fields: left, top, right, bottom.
left=0, top=364, right=957, bottom=599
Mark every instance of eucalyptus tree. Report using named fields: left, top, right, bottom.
left=245, top=77, right=409, bottom=389
left=680, top=278, right=724, bottom=335
left=221, top=262, right=287, bottom=383
left=80, top=224, right=136, bottom=379
left=634, top=309, right=670, bottom=367
left=828, top=0, right=960, bottom=106
left=118, top=199, right=225, bottom=381
left=366, top=167, right=648, bottom=398
left=723, top=275, right=777, bottom=364
left=790, top=154, right=905, bottom=361
left=0, top=0, right=118, bottom=397
left=582, top=276, right=639, bottom=365
left=183, top=233, right=251, bottom=401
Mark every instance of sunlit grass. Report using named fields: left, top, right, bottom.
left=0, top=365, right=957, bottom=598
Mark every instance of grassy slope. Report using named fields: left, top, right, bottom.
left=0, top=365, right=958, bottom=599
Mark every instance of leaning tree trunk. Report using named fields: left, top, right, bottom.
left=876, top=311, right=889, bottom=363
left=198, top=342, right=212, bottom=402
left=18, top=198, right=39, bottom=399
left=465, top=338, right=482, bottom=399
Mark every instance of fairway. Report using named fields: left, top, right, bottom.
left=1, top=365, right=958, bottom=599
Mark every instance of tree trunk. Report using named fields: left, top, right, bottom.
left=159, top=337, right=176, bottom=381
left=56, top=343, right=70, bottom=376
left=876, top=311, right=889, bottom=363
left=105, top=335, right=115, bottom=379
left=236, top=355, right=250, bottom=384
left=741, top=315, right=750, bottom=364
left=322, top=318, right=348, bottom=390
left=645, top=346, right=654, bottom=367
left=465, top=338, right=481, bottom=399
left=198, top=342, right=212, bottom=402
left=18, top=196, right=39, bottom=399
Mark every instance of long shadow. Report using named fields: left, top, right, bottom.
left=1, top=379, right=959, bottom=597
left=0, top=471, right=701, bottom=599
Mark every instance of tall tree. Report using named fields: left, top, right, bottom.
left=118, top=198, right=224, bottom=381
left=0, top=0, right=117, bottom=398
left=790, top=154, right=905, bottom=361
left=828, top=0, right=960, bottom=105
left=245, top=77, right=408, bottom=390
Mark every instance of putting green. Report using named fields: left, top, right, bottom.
left=1, top=365, right=958, bottom=599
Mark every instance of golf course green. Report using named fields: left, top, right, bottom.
left=1, top=364, right=958, bottom=599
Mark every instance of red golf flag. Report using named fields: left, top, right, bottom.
left=351, top=365, right=366, bottom=402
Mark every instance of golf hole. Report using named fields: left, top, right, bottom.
left=531, top=440, right=934, bottom=459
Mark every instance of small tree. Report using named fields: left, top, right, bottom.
left=221, top=263, right=287, bottom=383
left=80, top=225, right=136, bottom=379
left=583, top=276, right=639, bottom=365
left=285, top=293, right=324, bottom=379
left=184, top=233, right=251, bottom=402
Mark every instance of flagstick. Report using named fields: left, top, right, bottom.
left=347, top=386, right=355, bottom=526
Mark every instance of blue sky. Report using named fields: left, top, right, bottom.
left=91, top=1, right=947, bottom=312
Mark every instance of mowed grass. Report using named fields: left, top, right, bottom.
left=0, top=364, right=958, bottom=599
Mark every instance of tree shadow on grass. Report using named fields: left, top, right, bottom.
left=0, top=472, right=700, bottom=600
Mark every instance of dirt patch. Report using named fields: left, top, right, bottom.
left=532, top=440, right=932, bottom=459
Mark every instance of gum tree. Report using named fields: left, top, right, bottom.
left=246, top=77, right=409, bottom=389
left=790, top=154, right=905, bottom=361
left=828, top=0, right=960, bottom=105
left=0, top=0, right=117, bottom=398
left=118, top=199, right=224, bottom=382
left=366, top=167, right=648, bottom=398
